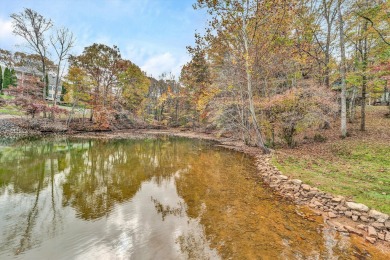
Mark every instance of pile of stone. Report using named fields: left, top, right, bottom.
left=0, top=119, right=37, bottom=138
left=256, top=155, right=390, bottom=245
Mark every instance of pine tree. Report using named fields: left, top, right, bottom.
left=0, top=66, right=3, bottom=92
left=3, top=67, right=10, bottom=89
left=10, top=69, right=17, bottom=87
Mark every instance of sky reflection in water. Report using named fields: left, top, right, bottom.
left=0, top=137, right=387, bottom=259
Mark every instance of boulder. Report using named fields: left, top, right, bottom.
left=328, top=212, right=337, bottom=218
left=346, top=202, right=369, bottom=212
left=368, top=209, right=389, bottom=223
left=352, top=215, right=359, bottom=221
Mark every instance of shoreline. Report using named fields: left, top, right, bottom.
left=2, top=126, right=390, bottom=253
left=72, top=128, right=390, bottom=250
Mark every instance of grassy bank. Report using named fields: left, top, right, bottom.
left=272, top=106, right=390, bottom=214
left=0, top=105, right=23, bottom=116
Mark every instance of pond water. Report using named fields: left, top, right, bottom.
left=0, top=137, right=387, bottom=259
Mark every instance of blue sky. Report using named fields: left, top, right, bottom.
left=0, top=0, right=208, bottom=78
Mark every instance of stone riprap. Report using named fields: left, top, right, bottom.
left=257, top=154, right=390, bottom=245
left=0, top=118, right=38, bottom=138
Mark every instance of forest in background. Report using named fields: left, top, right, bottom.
left=0, top=0, right=389, bottom=152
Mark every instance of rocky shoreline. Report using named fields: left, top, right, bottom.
left=0, top=124, right=389, bottom=251
left=257, top=154, right=390, bottom=246
left=0, top=118, right=39, bottom=138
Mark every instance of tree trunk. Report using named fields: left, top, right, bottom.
left=53, top=61, right=61, bottom=107
left=360, top=19, right=368, bottom=131
left=52, top=60, right=62, bottom=120
left=41, top=57, right=46, bottom=100
left=242, top=15, right=269, bottom=153
left=325, top=26, right=331, bottom=87
left=338, top=0, right=347, bottom=137
left=349, top=86, right=357, bottom=122
left=67, top=100, right=77, bottom=128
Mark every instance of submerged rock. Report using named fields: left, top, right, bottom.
left=365, top=236, right=376, bottom=244
left=368, top=226, right=377, bottom=238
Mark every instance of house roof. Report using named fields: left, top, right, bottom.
left=14, top=66, right=43, bottom=77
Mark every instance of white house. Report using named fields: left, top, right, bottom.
left=46, top=73, right=63, bottom=102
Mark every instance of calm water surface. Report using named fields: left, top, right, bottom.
left=0, top=137, right=388, bottom=259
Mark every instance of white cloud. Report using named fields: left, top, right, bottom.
left=0, top=16, right=23, bottom=50
left=141, top=52, right=177, bottom=78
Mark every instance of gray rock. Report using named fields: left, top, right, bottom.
left=360, top=216, right=368, bottom=222
left=351, top=210, right=362, bottom=216
left=346, top=202, right=369, bottom=212
left=339, top=206, right=348, bottom=211
left=289, top=179, right=302, bottom=186
left=371, top=222, right=385, bottom=230
left=279, top=175, right=289, bottom=181
left=368, top=226, right=377, bottom=238
left=301, top=184, right=311, bottom=191
left=332, top=196, right=344, bottom=203
left=313, top=200, right=322, bottom=207
left=368, top=209, right=389, bottom=223
left=357, top=224, right=366, bottom=230
left=345, top=211, right=353, bottom=217
left=352, top=215, right=359, bottom=221
left=378, top=232, right=385, bottom=240
left=385, top=231, right=390, bottom=242
left=328, top=212, right=337, bottom=218
left=306, top=191, right=318, bottom=198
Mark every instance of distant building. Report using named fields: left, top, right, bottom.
left=6, top=65, right=63, bottom=101
left=46, top=73, right=63, bottom=102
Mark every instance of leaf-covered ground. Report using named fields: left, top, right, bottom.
left=273, top=106, right=390, bottom=214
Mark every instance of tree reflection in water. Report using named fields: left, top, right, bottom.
left=0, top=137, right=388, bottom=259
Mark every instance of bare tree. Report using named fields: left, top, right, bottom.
left=50, top=28, right=75, bottom=108
left=321, top=0, right=338, bottom=87
left=11, top=8, right=53, bottom=100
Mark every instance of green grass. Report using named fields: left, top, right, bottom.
left=0, top=94, right=15, bottom=100
left=273, top=142, right=390, bottom=214
left=0, top=105, right=23, bottom=116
